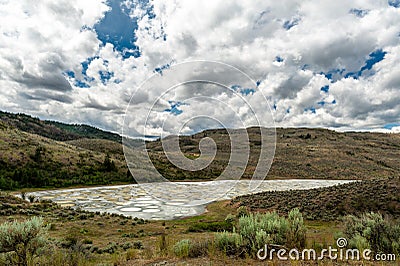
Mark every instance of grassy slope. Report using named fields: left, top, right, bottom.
left=1, top=114, right=400, bottom=188
left=2, top=110, right=399, bottom=183
left=0, top=121, right=131, bottom=189
left=233, top=177, right=400, bottom=221
left=65, top=138, right=125, bottom=155
left=0, top=113, right=399, bottom=264
left=0, top=193, right=395, bottom=265
left=0, top=110, right=121, bottom=142
left=147, top=127, right=400, bottom=180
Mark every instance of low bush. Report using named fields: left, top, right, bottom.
left=187, top=221, right=233, bottom=232
left=173, top=239, right=191, bottom=258
left=187, top=240, right=210, bottom=258
left=133, top=241, right=144, bottom=250
left=224, top=214, right=235, bottom=223
left=173, top=239, right=210, bottom=258
left=236, top=206, right=249, bottom=218
left=0, top=216, right=49, bottom=266
left=215, top=231, right=243, bottom=256
left=215, top=208, right=306, bottom=257
left=341, top=212, right=400, bottom=255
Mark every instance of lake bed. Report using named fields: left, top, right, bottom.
left=26, top=179, right=354, bottom=220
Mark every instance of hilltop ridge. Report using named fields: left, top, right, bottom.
left=0, top=110, right=121, bottom=142
left=0, top=111, right=399, bottom=189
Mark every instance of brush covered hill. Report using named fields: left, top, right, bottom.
left=0, top=120, right=132, bottom=190
left=146, top=127, right=400, bottom=181
left=0, top=110, right=121, bottom=142
left=0, top=110, right=399, bottom=190
left=232, top=177, right=400, bottom=220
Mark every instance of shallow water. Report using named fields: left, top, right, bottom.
left=27, top=179, right=354, bottom=220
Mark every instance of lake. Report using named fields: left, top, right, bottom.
left=26, top=179, right=354, bottom=220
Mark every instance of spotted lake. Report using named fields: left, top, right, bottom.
left=26, top=179, right=353, bottom=220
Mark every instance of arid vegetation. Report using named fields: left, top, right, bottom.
left=1, top=112, right=399, bottom=190
left=0, top=193, right=398, bottom=265
left=0, top=121, right=132, bottom=190
left=0, top=111, right=399, bottom=265
left=233, top=177, right=400, bottom=221
left=0, top=111, right=121, bottom=142
left=147, top=127, right=400, bottom=181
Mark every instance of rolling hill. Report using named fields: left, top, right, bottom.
left=0, top=111, right=399, bottom=190
left=233, top=177, right=400, bottom=220
left=0, top=110, right=121, bottom=142
left=0, top=119, right=131, bottom=190
left=147, top=127, right=400, bottom=181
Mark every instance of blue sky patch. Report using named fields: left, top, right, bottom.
left=81, top=56, right=99, bottom=77
left=99, top=70, right=114, bottom=85
left=240, top=88, right=255, bottom=95
left=345, top=49, right=386, bottom=79
left=231, top=85, right=255, bottom=96
left=389, top=0, right=400, bottom=8
left=94, top=0, right=140, bottom=59
left=361, top=49, right=387, bottom=72
left=383, top=123, right=400, bottom=129
left=321, top=50, right=385, bottom=81
left=301, top=64, right=310, bottom=71
left=74, top=80, right=91, bottom=88
left=320, top=68, right=345, bottom=81
left=275, top=56, right=284, bottom=62
left=304, top=107, right=316, bottom=114
left=164, top=101, right=187, bottom=116
left=283, top=17, right=300, bottom=30
left=64, top=70, right=75, bottom=79
left=64, top=70, right=90, bottom=88
left=321, top=85, right=329, bottom=93
left=349, top=8, right=369, bottom=17
left=154, top=63, right=171, bottom=75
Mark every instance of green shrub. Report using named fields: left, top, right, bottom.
left=342, top=212, right=400, bottom=255
left=173, top=239, right=191, bottom=258
left=133, top=241, right=144, bottom=250
left=121, top=242, right=132, bottom=251
left=188, top=240, right=210, bottom=258
left=236, top=206, right=249, bottom=218
left=187, top=221, right=232, bottom=232
left=0, top=216, right=49, bottom=266
left=171, top=238, right=210, bottom=258
left=286, top=208, right=306, bottom=249
left=225, top=214, right=235, bottom=223
left=215, top=231, right=243, bottom=256
left=239, top=211, right=289, bottom=252
left=101, top=242, right=118, bottom=254
left=82, top=239, right=92, bottom=245
left=216, top=208, right=307, bottom=257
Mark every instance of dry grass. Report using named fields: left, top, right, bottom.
left=147, top=127, right=400, bottom=181
left=0, top=195, right=398, bottom=265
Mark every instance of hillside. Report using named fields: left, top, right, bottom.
left=0, top=111, right=399, bottom=189
left=147, top=127, right=400, bottom=181
left=0, top=110, right=121, bottom=142
left=232, top=177, right=400, bottom=220
left=0, top=120, right=132, bottom=190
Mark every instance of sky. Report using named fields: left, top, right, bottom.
left=0, top=0, right=400, bottom=136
